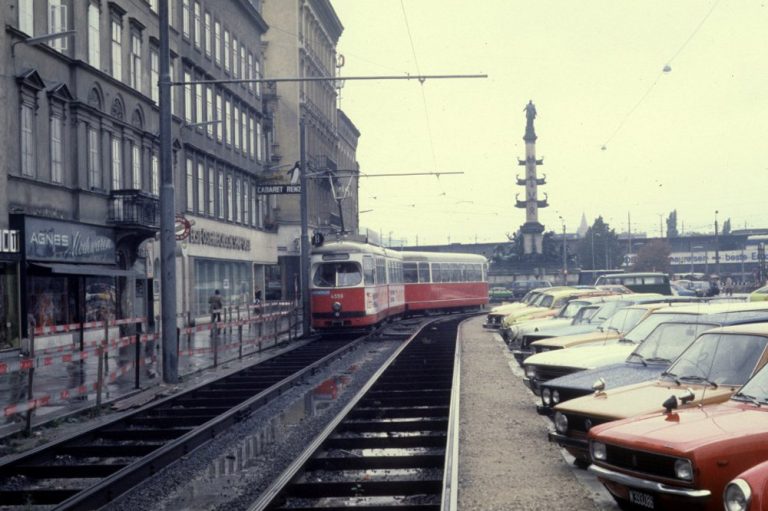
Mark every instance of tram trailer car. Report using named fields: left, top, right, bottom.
left=310, top=240, right=489, bottom=330
left=402, top=251, right=489, bottom=313
left=310, top=241, right=406, bottom=329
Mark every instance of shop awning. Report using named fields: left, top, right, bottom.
left=31, top=263, right=142, bottom=278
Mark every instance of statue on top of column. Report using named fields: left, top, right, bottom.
left=524, top=100, right=537, bottom=141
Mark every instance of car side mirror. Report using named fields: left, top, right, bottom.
left=592, top=377, right=606, bottom=393
left=662, top=395, right=678, bottom=413
left=680, top=388, right=695, bottom=405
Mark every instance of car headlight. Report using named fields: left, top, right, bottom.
left=554, top=412, right=568, bottom=434
left=552, top=390, right=561, bottom=404
left=674, top=458, right=694, bottom=481
left=542, top=388, right=551, bottom=405
left=525, top=365, right=536, bottom=379
left=724, top=479, right=752, bottom=511
left=591, top=441, right=607, bottom=461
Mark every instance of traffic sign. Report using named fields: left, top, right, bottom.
left=175, top=215, right=191, bottom=240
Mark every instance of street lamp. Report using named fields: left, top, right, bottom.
left=714, top=210, right=720, bottom=275
left=559, top=216, right=567, bottom=284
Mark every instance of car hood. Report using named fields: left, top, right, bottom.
left=542, top=362, right=666, bottom=393
left=518, top=317, right=573, bottom=334
left=525, top=343, right=635, bottom=369
left=556, top=379, right=738, bottom=421
left=591, top=402, right=768, bottom=453
left=489, top=302, right=529, bottom=315
left=503, top=308, right=557, bottom=326
left=529, top=323, right=600, bottom=339
left=534, top=330, right=619, bottom=349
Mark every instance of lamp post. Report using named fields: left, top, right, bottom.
left=714, top=210, right=720, bottom=275
left=559, top=216, right=567, bottom=284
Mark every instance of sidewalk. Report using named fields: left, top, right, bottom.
left=0, top=302, right=298, bottom=440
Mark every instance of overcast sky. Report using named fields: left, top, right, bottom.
left=331, top=0, right=768, bottom=246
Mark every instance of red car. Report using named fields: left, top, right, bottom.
left=587, top=324, right=768, bottom=510
left=723, top=460, right=768, bottom=511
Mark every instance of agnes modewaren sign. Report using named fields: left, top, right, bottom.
left=23, top=217, right=116, bottom=263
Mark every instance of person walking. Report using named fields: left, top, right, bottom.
left=209, top=289, right=223, bottom=324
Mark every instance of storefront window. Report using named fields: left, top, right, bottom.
left=85, top=277, right=117, bottom=322
left=193, top=259, right=252, bottom=315
left=28, top=275, right=70, bottom=328
left=0, top=263, right=20, bottom=350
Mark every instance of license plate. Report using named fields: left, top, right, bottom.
left=628, top=489, right=655, bottom=509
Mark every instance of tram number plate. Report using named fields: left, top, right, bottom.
left=628, top=489, right=655, bottom=509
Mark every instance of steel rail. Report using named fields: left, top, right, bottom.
left=248, top=316, right=465, bottom=511
left=440, top=318, right=465, bottom=511
left=0, top=335, right=365, bottom=510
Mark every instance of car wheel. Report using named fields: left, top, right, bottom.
left=573, top=458, right=591, bottom=469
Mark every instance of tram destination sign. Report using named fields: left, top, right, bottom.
left=256, top=184, right=302, bottom=194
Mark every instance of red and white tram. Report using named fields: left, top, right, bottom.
left=310, top=240, right=488, bottom=330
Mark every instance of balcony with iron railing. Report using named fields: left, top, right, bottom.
left=107, top=190, right=160, bottom=233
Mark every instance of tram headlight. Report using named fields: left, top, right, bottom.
left=332, top=301, right=342, bottom=317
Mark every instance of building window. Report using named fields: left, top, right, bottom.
left=193, top=1, right=201, bottom=49
left=224, top=98, right=231, bottom=145
left=255, top=58, right=261, bottom=96
left=48, top=0, right=67, bottom=52
left=111, top=135, right=122, bottom=190
left=183, top=70, right=192, bottom=123
left=223, top=29, right=230, bottom=72
left=130, top=32, right=142, bottom=91
left=19, top=0, right=34, bottom=35
left=151, top=152, right=159, bottom=195
left=244, top=110, right=250, bottom=157
left=149, top=0, right=157, bottom=12
left=215, top=91, right=223, bottom=142
left=207, top=165, right=214, bottom=214
left=197, top=161, right=204, bottom=214
left=182, top=0, right=190, bottom=37
left=214, top=19, right=221, bottom=65
left=131, top=142, right=141, bottom=189
left=226, top=174, right=233, bottom=221
left=170, top=58, right=177, bottom=115
left=217, top=170, right=224, bottom=219
left=204, top=12, right=211, bottom=57
left=195, top=82, right=203, bottom=125
left=233, top=104, right=240, bottom=150
left=240, top=46, right=246, bottom=83
left=50, top=116, right=63, bottom=183
left=150, top=46, right=159, bottom=103
left=206, top=85, right=214, bottom=137
left=235, top=178, right=242, bottom=223
left=243, top=182, right=249, bottom=226
left=256, top=120, right=263, bottom=161
left=20, top=104, right=35, bottom=177
left=111, top=17, right=122, bottom=80
left=88, top=2, right=100, bottom=67
left=249, top=116, right=255, bottom=159
left=186, top=157, right=194, bottom=211
left=232, top=37, right=238, bottom=78
left=88, top=125, right=101, bottom=189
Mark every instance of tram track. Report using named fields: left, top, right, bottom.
left=249, top=316, right=464, bottom=511
left=0, top=334, right=366, bottom=510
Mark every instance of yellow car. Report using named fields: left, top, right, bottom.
left=749, top=285, right=768, bottom=302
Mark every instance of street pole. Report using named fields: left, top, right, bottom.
left=562, top=223, right=567, bottom=284
left=715, top=210, right=720, bottom=275
left=158, top=0, right=178, bottom=383
left=299, top=119, right=310, bottom=335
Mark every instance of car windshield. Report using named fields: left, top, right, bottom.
left=602, top=307, right=649, bottom=333
left=590, top=300, right=632, bottom=324
left=630, top=322, right=717, bottom=364
left=572, top=305, right=600, bottom=325
left=667, top=333, right=768, bottom=385
left=538, top=295, right=554, bottom=308
left=560, top=300, right=591, bottom=318
left=623, top=312, right=699, bottom=343
left=734, top=356, right=768, bottom=404
left=312, top=262, right=362, bottom=288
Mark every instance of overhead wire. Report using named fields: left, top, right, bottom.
left=601, top=0, right=721, bottom=150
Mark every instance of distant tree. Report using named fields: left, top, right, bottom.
left=722, top=218, right=732, bottom=236
left=666, top=210, right=679, bottom=238
left=632, top=240, right=672, bottom=272
left=576, top=217, right=623, bottom=270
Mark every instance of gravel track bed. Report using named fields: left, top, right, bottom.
left=107, top=336, right=405, bottom=511
left=458, top=316, right=615, bottom=511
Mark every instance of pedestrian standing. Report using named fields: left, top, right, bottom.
left=209, top=289, right=223, bottom=323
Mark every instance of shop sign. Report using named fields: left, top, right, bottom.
left=188, top=228, right=251, bottom=252
left=0, top=230, right=20, bottom=253
left=24, top=217, right=116, bottom=263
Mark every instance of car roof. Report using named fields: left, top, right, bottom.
left=700, top=321, right=768, bottom=336
left=647, top=301, right=768, bottom=315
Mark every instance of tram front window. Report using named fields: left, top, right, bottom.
left=313, top=262, right=363, bottom=287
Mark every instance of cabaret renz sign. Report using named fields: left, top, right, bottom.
left=24, top=218, right=116, bottom=263
left=188, top=228, right=251, bottom=251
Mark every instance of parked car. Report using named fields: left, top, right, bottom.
left=588, top=341, right=768, bottom=510
left=536, top=310, right=768, bottom=417
left=595, top=272, right=672, bottom=295
left=509, top=279, right=552, bottom=300
left=484, top=288, right=564, bottom=328
left=671, top=281, right=697, bottom=296
left=488, top=286, right=515, bottom=302
left=749, top=284, right=768, bottom=302
left=552, top=322, right=768, bottom=467
left=521, top=301, right=768, bottom=395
